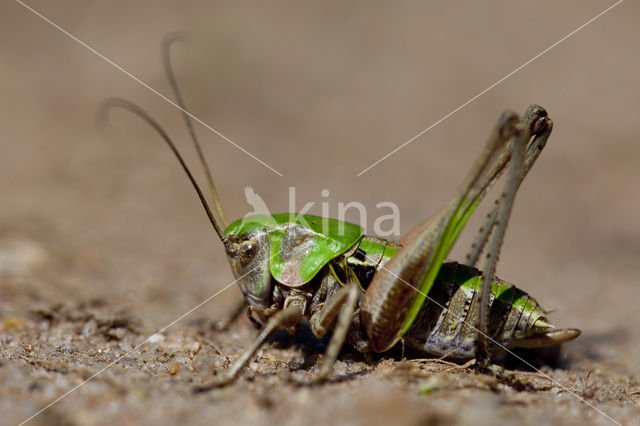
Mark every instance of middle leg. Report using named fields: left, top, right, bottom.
left=309, top=282, right=360, bottom=381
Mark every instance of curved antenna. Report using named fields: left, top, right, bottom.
left=98, top=97, right=226, bottom=242
left=162, top=32, right=229, bottom=227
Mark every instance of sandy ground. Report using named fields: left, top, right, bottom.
left=1, top=1, right=639, bottom=425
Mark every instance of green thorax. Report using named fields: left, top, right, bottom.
left=224, top=214, right=363, bottom=287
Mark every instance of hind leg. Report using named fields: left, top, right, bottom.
left=469, top=106, right=553, bottom=367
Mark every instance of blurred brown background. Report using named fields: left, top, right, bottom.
left=1, top=1, right=639, bottom=424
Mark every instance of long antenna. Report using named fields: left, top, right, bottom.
left=98, top=97, right=226, bottom=242
left=162, top=32, right=229, bottom=227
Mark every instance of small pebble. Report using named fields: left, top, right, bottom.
left=82, top=320, right=97, bottom=336
left=148, top=334, right=165, bottom=344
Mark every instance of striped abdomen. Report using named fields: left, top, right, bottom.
left=403, top=261, right=551, bottom=360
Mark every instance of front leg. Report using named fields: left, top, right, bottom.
left=213, top=297, right=248, bottom=331
left=195, top=304, right=303, bottom=390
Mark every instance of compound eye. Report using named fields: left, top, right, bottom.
left=239, top=240, right=258, bottom=264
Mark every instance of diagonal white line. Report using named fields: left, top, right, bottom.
left=15, top=0, right=284, bottom=177
left=356, top=0, right=626, bottom=176
left=17, top=254, right=275, bottom=426
left=371, top=257, right=621, bottom=426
